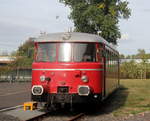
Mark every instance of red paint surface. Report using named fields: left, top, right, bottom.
left=32, top=62, right=103, bottom=94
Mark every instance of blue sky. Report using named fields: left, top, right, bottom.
left=0, top=0, right=149, bottom=55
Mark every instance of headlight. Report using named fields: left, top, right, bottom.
left=81, top=75, right=89, bottom=83
left=40, top=75, right=46, bottom=82
left=78, top=85, right=90, bottom=96
left=32, top=85, right=43, bottom=95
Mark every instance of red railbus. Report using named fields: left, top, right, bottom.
left=31, top=32, right=119, bottom=108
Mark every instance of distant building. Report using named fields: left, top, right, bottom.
left=0, top=56, right=15, bottom=66
left=120, top=59, right=150, bottom=64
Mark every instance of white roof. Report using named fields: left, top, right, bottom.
left=36, top=32, right=106, bottom=42
left=35, top=32, right=118, bottom=53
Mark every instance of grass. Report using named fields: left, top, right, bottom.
left=112, top=79, right=150, bottom=116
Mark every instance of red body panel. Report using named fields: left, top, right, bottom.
left=32, top=62, right=103, bottom=94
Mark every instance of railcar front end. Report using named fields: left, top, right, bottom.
left=31, top=42, right=104, bottom=106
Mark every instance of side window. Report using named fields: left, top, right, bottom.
left=108, top=51, right=110, bottom=68
left=107, top=50, right=109, bottom=68
left=96, top=43, right=103, bottom=62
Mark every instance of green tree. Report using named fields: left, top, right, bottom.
left=11, top=37, right=35, bottom=68
left=60, top=0, right=131, bottom=44
left=119, top=54, right=125, bottom=59
left=136, top=49, right=148, bottom=79
left=126, top=55, right=131, bottom=59
left=16, top=37, right=35, bottom=57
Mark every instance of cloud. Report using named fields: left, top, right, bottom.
left=120, top=33, right=129, bottom=40
left=118, top=33, right=130, bottom=44
left=0, top=0, right=74, bottom=53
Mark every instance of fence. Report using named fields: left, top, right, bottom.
left=0, top=68, right=31, bottom=82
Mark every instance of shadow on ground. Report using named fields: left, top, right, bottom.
left=45, top=85, right=129, bottom=117
left=85, top=85, right=129, bottom=115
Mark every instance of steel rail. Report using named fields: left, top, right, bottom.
left=1, top=106, right=85, bottom=121
left=0, top=105, right=23, bottom=112
left=68, top=113, right=85, bottom=121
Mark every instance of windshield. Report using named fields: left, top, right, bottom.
left=35, top=43, right=96, bottom=62
left=36, top=43, right=56, bottom=62
left=73, top=43, right=96, bottom=62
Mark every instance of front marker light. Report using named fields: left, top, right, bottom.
left=78, top=85, right=90, bottom=96
left=40, top=75, right=46, bottom=82
left=81, top=75, right=89, bottom=83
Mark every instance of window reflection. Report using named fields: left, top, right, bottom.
left=36, top=43, right=56, bottom=62
left=58, top=43, right=72, bottom=62
left=73, top=43, right=96, bottom=62
left=35, top=43, right=96, bottom=63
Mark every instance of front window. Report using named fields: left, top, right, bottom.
left=73, top=43, right=96, bottom=62
left=35, top=42, right=96, bottom=62
left=36, top=43, right=56, bottom=62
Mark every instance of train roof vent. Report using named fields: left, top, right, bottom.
left=61, top=32, right=71, bottom=40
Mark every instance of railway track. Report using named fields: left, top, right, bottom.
left=0, top=105, right=48, bottom=121
left=0, top=105, right=23, bottom=112
left=68, top=113, right=85, bottom=121
left=2, top=106, right=150, bottom=121
left=0, top=105, right=85, bottom=121
left=26, top=112, right=85, bottom=121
